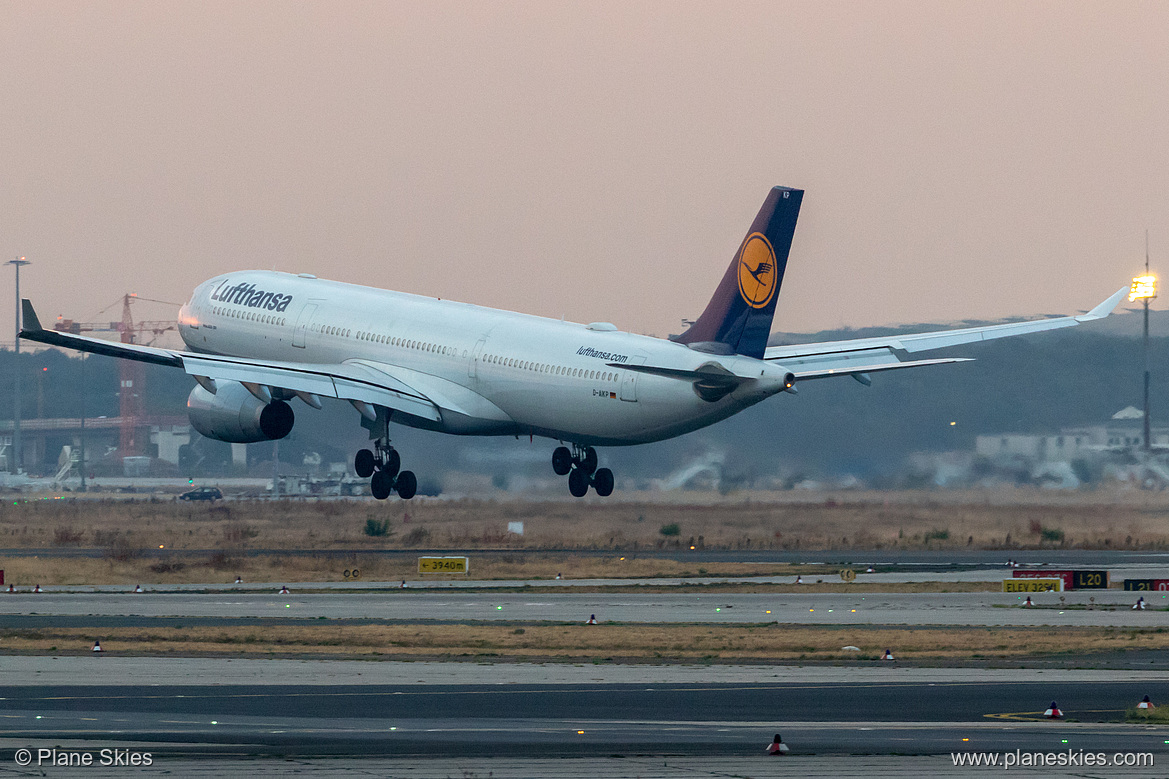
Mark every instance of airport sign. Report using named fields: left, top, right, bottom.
left=1071, top=570, right=1109, bottom=589
left=418, top=556, right=469, bottom=574
left=1004, top=578, right=1064, bottom=593
left=1012, top=570, right=1109, bottom=590
left=1124, top=579, right=1169, bottom=591
left=1013, top=570, right=1074, bottom=589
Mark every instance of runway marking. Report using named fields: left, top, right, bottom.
left=14, top=679, right=1073, bottom=706
left=985, top=709, right=1124, bottom=722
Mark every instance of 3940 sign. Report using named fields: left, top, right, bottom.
left=418, top=556, right=469, bottom=574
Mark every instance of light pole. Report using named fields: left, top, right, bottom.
left=1130, top=260, right=1157, bottom=453
left=79, top=355, right=86, bottom=492
left=7, top=257, right=29, bottom=473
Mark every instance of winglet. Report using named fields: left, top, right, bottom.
left=1076, top=287, right=1127, bottom=322
left=20, top=299, right=43, bottom=334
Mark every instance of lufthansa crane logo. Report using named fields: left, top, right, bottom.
left=736, top=232, right=778, bottom=309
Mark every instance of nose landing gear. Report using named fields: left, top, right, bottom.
left=553, top=444, right=614, bottom=498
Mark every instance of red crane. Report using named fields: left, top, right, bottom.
left=54, top=294, right=179, bottom=459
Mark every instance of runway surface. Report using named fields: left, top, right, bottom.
left=0, top=755, right=1161, bottom=779
left=1, top=590, right=1165, bottom=626
left=0, top=678, right=1163, bottom=758
left=0, top=660, right=1163, bottom=774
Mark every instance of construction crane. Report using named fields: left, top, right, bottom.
left=53, top=293, right=180, bottom=459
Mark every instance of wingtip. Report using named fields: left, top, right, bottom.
left=1077, top=287, right=1128, bottom=321
left=19, top=299, right=43, bottom=334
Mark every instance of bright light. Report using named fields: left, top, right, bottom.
left=1130, top=274, right=1157, bottom=301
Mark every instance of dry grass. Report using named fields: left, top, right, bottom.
left=3, top=623, right=1166, bottom=661
left=1126, top=706, right=1169, bottom=723
left=5, top=490, right=1169, bottom=553
left=0, top=554, right=1007, bottom=588
left=4, top=490, right=1169, bottom=585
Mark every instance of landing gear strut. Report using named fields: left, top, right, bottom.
left=553, top=444, right=613, bottom=498
left=355, top=406, right=417, bottom=500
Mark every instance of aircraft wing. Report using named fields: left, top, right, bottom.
left=765, top=287, right=1126, bottom=380
left=19, top=299, right=442, bottom=422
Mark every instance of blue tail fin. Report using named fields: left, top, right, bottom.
left=673, top=186, right=802, bottom=358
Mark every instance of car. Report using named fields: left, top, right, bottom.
left=179, top=486, right=223, bottom=501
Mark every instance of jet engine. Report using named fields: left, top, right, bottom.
left=187, top=382, right=294, bottom=443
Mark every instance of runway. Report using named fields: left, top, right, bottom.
left=0, top=590, right=1165, bottom=626
left=0, top=675, right=1163, bottom=758
left=0, top=660, right=1163, bottom=775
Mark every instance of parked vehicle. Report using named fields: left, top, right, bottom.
left=179, top=486, right=223, bottom=501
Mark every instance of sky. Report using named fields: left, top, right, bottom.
left=2, top=1, right=1167, bottom=348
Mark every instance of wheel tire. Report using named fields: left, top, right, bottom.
left=580, top=447, right=598, bottom=475
left=370, top=470, right=393, bottom=500
left=396, top=470, right=417, bottom=500
left=593, top=467, right=614, bottom=497
left=355, top=449, right=376, bottom=478
left=380, top=449, right=401, bottom=479
left=568, top=468, right=589, bottom=498
left=552, top=446, right=573, bottom=476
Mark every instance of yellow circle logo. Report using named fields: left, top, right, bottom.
left=736, top=232, right=778, bottom=309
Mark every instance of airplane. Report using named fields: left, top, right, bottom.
left=19, top=186, right=1126, bottom=499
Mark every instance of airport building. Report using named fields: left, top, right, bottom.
left=975, top=406, right=1169, bottom=461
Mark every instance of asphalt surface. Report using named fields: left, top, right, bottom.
left=0, top=680, right=1163, bottom=758
left=1, top=590, right=1166, bottom=626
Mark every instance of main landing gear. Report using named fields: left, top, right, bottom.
left=355, top=441, right=417, bottom=500
left=553, top=444, right=613, bottom=498
left=354, top=406, right=416, bottom=500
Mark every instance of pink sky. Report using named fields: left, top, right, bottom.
left=1, top=2, right=1166, bottom=347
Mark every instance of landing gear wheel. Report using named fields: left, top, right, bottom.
left=396, top=470, right=417, bottom=500
left=355, top=449, right=376, bottom=478
left=370, top=469, right=393, bottom=500
left=592, top=467, right=614, bottom=497
left=568, top=468, right=589, bottom=498
left=552, top=446, right=573, bottom=476
left=579, top=447, right=598, bottom=475
left=380, top=449, right=401, bottom=479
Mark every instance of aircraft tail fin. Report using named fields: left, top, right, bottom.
left=673, top=186, right=803, bottom=358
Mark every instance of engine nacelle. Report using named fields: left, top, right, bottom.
left=187, top=382, right=294, bottom=443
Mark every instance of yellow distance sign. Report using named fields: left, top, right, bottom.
left=1003, top=578, right=1063, bottom=593
left=418, top=556, right=469, bottom=574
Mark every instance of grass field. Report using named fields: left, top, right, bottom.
left=6, top=489, right=1169, bottom=553
left=3, top=490, right=1167, bottom=584
left=3, top=623, right=1165, bottom=662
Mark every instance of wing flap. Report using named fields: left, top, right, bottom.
left=349, top=360, right=513, bottom=422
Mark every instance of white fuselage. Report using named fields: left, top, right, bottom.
left=177, top=271, right=790, bottom=445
